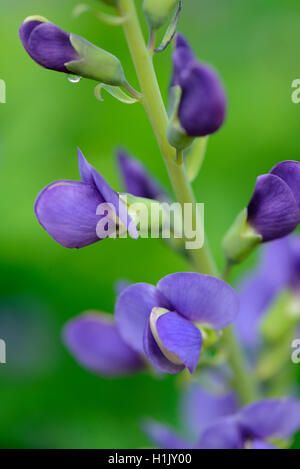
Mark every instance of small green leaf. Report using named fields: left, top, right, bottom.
left=94, top=84, right=139, bottom=104
left=155, top=1, right=182, bottom=53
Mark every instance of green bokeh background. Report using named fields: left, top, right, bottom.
left=0, top=0, right=300, bottom=448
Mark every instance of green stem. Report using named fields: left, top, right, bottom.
left=119, top=0, right=257, bottom=405
left=119, top=0, right=216, bottom=276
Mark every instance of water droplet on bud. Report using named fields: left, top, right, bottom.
left=66, top=74, right=82, bottom=84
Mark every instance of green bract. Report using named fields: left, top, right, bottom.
left=167, top=86, right=194, bottom=151
left=67, top=35, right=126, bottom=86
left=222, top=208, right=262, bottom=264
left=122, top=194, right=165, bottom=237
left=143, top=0, right=178, bottom=30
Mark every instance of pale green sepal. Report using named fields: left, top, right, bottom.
left=222, top=208, right=262, bottom=264
left=121, top=194, right=165, bottom=237
left=66, top=34, right=126, bottom=86
left=124, top=193, right=191, bottom=241
left=143, top=0, right=178, bottom=30
left=261, top=290, right=300, bottom=343
left=185, top=137, right=209, bottom=182
left=167, top=86, right=195, bottom=151
left=123, top=194, right=189, bottom=258
left=125, top=193, right=189, bottom=258
left=155, top=1, right=182, bottom=53
left=94, top=84, right=139, bottom=104
left=198, top=326, right=221, bottom=350
left=73, top=4, right=126, bottom=26
left=149, top=307, right=183, bottom=365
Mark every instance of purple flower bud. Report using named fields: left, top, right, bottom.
left=19, top=16, right=126, bottom=85
left=170, top=34, right=227, bottom=139
left=172, top=34, right=195, bottom=86
left=19, top=17, right=80, bottom=73
left=34, top=149, right=138, bottom=248
left=247, top=160, right=300, bottom=242
left=117, top=150, right=168, bottom=201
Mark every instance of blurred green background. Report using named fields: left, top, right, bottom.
left=0, top=0, right=300, bottom=448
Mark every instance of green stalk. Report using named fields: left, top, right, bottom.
left=118, top=0, right=216, bottom=276
left=119, top=0, right=257, bottom=404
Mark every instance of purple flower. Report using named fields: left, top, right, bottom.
left=114, top=278, right=132, bottom=297
left=63, top=274, right=237, bottom=377
left=63, top=273, right=238, bottom=377
left=144, top=385, right=300, bottom=449
left=170, top=33, right=226, bottom=138
left=248, top=161, right=300, bottom=242
left=63, top=312, right=144, bottom=376
left=236, top=235, right=300, bottom=348
left=117, top=150, right=168, bottom=201
left=34, top=148, right=138, bottom=248
left=144, top=382, right=238, bottom=449
left=199, top=398, right=300, bottom=449
left=116, top=273, right=239, bottom=374
left=19, top=16, right=126, bottom=85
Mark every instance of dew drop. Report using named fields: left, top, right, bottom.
left=66, top=74, right=82, bottom=84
